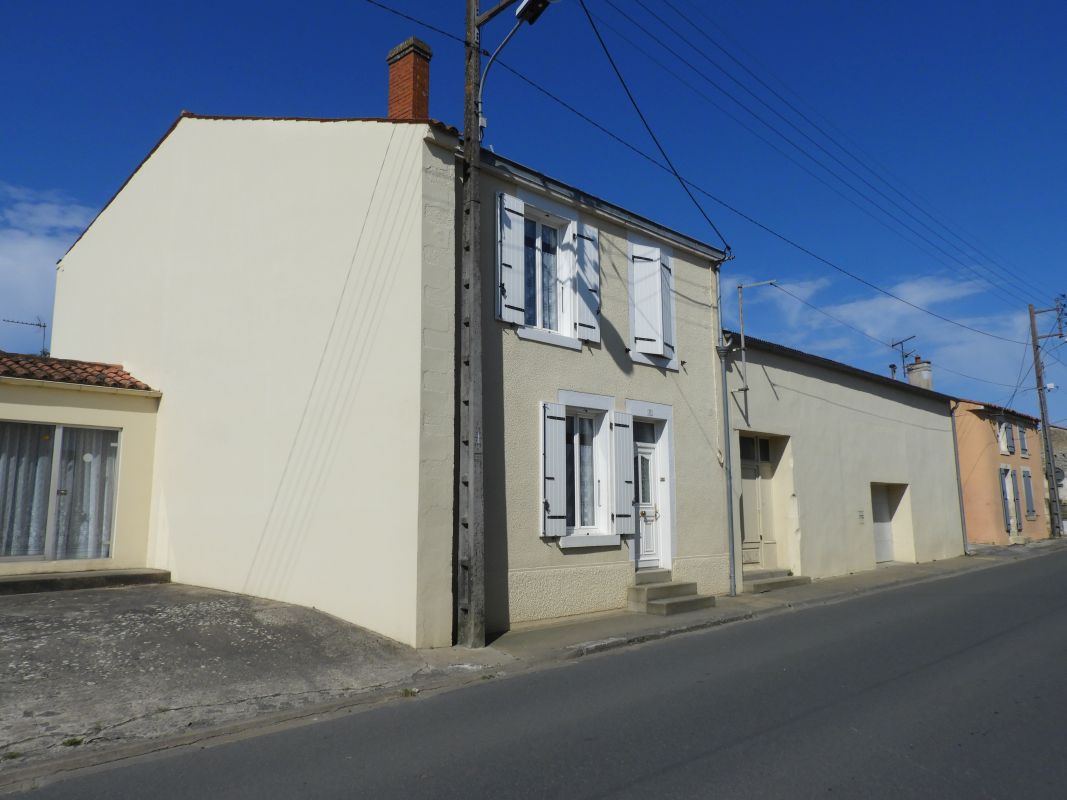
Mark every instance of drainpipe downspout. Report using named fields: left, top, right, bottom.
left=949, top=400, right=970, bottom=554
left=716, top=278, right=737, bottom=596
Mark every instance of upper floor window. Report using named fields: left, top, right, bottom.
left=628, top=237, right=677, bottom=369
left=999, top=422, right=1016, bottom=455
left=496, top=192, right=600, bottom=346
left=1019, top=424, right=1029, bottom=456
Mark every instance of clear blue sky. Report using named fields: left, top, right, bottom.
left=1, top=0, right=1064, bottom=422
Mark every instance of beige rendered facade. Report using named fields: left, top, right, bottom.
left=724, top=336, right=965, bottom=580
left=52, top=114, right=457, bottom=648
left=479, top=155, right=729, bottom=632
left=0, top=377, right=158, bottom=576
left=954, top=401, right=1048, bottom=545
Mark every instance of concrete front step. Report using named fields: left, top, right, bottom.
left=743, top=575, right=812, bottom=594
left=634, top=568, right=672, bottom=586
left=0, top=568, right=171, bottom=596
left=640, top=594, right=717, bottom=615
left=628, top=581, right=698, bottom=603
left=742, top=568, right=791, bottom=581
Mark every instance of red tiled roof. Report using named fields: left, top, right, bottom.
left=0, top=352, right=154, bottom=392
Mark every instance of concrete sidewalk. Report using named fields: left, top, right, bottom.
left=491, top=538, right=1067, bottom=662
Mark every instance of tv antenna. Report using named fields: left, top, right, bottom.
left=2, top=317, right=49, bottom=356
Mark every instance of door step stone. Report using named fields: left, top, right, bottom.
left=628, top=581, right=698, bottom=604
left=741, top=568, right=791, bottom=581
left=634, top=568, right=672, bottom=586
left=642, top=594, right=717, bottom=615
left=629, top=572, right=714, bottom=615
left=742, top=575, right=812, bottom=594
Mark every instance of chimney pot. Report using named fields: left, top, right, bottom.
left=387, top=37, right=433, bottom=121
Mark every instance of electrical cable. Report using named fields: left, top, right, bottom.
left=576, top=0, right=730, bottom=252
left=362, top=0, right=1029, bottom=346
left=608, top=0, right=1039, bottom=308
left=664, top=0, right=1057, bottom=300
left=770, top=283, right=1021, bottom=389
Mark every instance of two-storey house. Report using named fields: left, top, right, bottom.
left=954, top=400, right=1048, bottom=544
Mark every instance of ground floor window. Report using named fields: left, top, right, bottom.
left=565, top=414, right=597, bottom=529
left=0, top=421, right=120, bottom=560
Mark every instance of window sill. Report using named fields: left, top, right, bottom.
left=630, top=351, right=680, bottom=372
left=558, top=534, right=621, bottom=550
left=515, top=326, right=582, bottom=351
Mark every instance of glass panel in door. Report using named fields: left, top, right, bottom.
left=53, top=428, right=119, bottom=560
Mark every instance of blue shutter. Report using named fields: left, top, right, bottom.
left=999, top=467, right=1011, bottom=532
left=1023, top=471, right=1036, bottom=517
left=1005, top=423, right=1016, bottom=455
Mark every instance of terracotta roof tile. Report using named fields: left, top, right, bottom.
left=0, top=352, right=154, bottom=392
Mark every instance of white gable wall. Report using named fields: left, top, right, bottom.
left=52, top=117, right=455, bottom=647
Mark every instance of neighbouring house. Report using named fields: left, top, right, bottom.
left=722, top=335, right=966, bottom=582
left=43, top=37, right=729, bottom=645
left=0, top=352, right=158, bottom=575
left=954, top=400, right=1048, bottom=545
left=1049, top=425, right=1067, bottom=532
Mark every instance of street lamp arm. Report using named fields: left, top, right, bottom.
left=477, top=19, right=523, bottom=138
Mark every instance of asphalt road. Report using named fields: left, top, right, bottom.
left=19, top=550, right=1067, bottom=799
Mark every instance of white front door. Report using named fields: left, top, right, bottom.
left=634, top=441, right=660, bottom=568
left=871, top=484, right=894, bottom=563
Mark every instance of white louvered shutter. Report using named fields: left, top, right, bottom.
left=632, top=243, right=664, bottom=355
left=575, top=221, right=601, bottom=343
left=612, top=411, right=635, bottom=536
left=542, top=402, right=568, bottom=537
left=660, top=251, right=675, bottom=359
left=497, top=193, right=526, bottom=325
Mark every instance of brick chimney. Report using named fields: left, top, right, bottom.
left=387, top=37, right=433, bottom=120
left=905, top=355, right=933, bottom=390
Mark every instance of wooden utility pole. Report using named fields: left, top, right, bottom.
left=1029, top=300, right=1065, bottom=537
left=457, top=0, right=487, bottom=647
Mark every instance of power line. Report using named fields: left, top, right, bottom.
left=770, top=283, right=1021, bottom=389
left=576, top=0, right=729, bottom=252
left=608, top=0, right=1038, bottom=308
left=585, top=9, right=1029, bottom=307
left=362, top=0, right=1027, bottom=346
left=664, top=0, right=1055, bottom=301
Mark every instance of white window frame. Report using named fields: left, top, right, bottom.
left=555, top=391, right=619, bottom=549
left=627, top=235, right=680, bottom=372
left=999, top=421, right=1015, bottom=455
left=498, top=189, right=586, bottom=351
left=0, top=419, right=122, bottom=563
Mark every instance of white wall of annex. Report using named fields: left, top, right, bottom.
left=52, top=118, right=452, bottom=647
left=726, top=350, right=965, bottom=580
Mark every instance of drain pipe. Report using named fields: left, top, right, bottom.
left=949, top=400, right=970, bottom=554
left=716, top=287, right=738, bottom=595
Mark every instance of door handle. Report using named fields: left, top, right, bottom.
left=56, top=489, right=69, bottom=496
